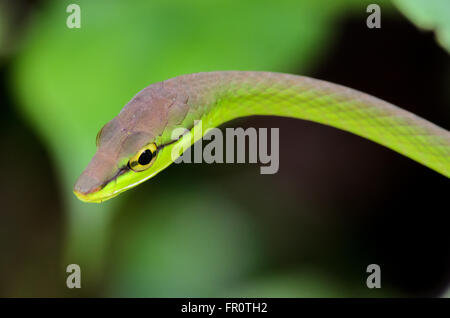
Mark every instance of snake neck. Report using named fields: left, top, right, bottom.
left=162, top=71, right=450, bottom=177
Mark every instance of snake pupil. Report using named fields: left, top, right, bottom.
left=138, top=149, right=153, bottom=165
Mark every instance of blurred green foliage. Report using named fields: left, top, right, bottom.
left=445, top=288, right=450, bottom=298
left=394, top=0, right=450, bottom=52
left=107, top=187, right=262, bottom=297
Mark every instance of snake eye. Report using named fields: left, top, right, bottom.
left=128, top=143, right=158, bottom=172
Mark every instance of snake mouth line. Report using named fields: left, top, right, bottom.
left=73, top=188, right=119, bottom=203
left=81, top=134, right=186, bottom=197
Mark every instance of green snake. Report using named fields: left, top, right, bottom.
left=74, top=71, right=450, bottom=203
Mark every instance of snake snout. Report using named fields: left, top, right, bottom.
left=73, top=151, right=118, bottom=201
left=74, top=173, right=103, bottom=195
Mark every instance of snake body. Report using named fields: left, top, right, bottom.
left=74, top=71, right=450, bottom=203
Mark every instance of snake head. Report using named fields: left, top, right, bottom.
left=74, top=83, right=190, bottom=203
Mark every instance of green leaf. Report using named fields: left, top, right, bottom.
left=394, top=0, right=450, bottom=52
